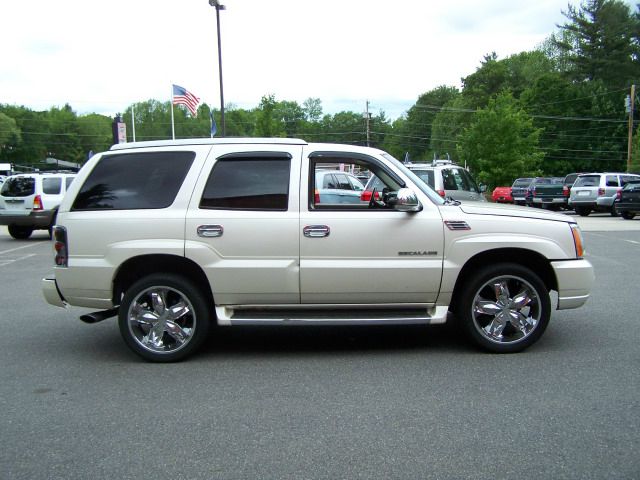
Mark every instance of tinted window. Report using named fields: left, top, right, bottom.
left=72, top=152, right=194, bottom=210
left=322, top=173, right=337, bottom=189
left=65, top=177, right=75, bottom=190
left=42, top=177, right=62, bottom=195
left=513, top=179, right=532, bottom=187
left=1, top=177, right=35, bottom=197
left=200, top=158, right=290, bottom=210
left=605, top=175, right=619, bottom=187
left=412, top=170, right=435, bottom=188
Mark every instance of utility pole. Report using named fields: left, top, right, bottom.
left=363, top=100, right=372, bottom=147
left=627, top=84, right=635, bottom=172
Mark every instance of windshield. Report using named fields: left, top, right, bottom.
left=381, top=153, right=445, bottom=205
left=1, top=177, right=35, bottom=197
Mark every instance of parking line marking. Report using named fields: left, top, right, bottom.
left=0, top=241, right=47, bottom=256
left=0, top=253, right=37, bottom=267
left=586, top=232, right=640, bottom=246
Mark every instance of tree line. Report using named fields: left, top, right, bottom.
left=1, top=0, right=639, bottom=188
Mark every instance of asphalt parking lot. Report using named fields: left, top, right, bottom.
left=1, top=212, right=639, bottom=480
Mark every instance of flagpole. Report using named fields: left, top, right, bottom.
left=170, top=84, right=175, bottom=140
left=131, top=104, right=136, bottom=142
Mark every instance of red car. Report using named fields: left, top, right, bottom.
left=491, top=186, right=513, bottom=203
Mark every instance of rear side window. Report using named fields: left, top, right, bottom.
left=72, top=152, right=194, bottom=210
left=42, top=177, right=62, bottom=195
left=605, top=175, right=619, bottom=187
left=200, top=157, right=290, bottom=211
left=1, top=177, right=35, bottom=197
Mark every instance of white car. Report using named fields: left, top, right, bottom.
left=0, top=172, right=76, bottom=239
left=42, top=139, right=594, bottom=361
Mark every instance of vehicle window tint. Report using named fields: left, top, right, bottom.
left=334, top=173, right=352, bottom=190
left=460, top=169, right=480, bottom=193
left=413, top=170, right=435, bottom=188
left=348, top=176, right=364, bottom=191
left=574, top=175, right=599, bottom=187
left=322, top=174, right=337, bottom=189
left=605, top=175, right=619, bottom=187
left=42, top=177, right=62, bottom=195
left=65, top=177, right=75, bottom=190
left=442, top=169, right=458, bottom=190
left=72, top=151, right=194, bottom=210
left=1, top=177, right=35, bottom=197
left=200, top=158, right=290, bottom=211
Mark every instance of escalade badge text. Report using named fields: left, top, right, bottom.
left=398, top=251, right=438, bottom=256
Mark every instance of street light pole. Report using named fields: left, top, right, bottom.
left=209, top=0, right=226, bottom=137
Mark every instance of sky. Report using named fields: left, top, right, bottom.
left=0, top=0, right=635, bottom=121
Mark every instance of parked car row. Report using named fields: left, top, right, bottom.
left=491, top=172, right=640, bottom=218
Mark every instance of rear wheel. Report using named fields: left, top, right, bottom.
left=8, top=225, right=34, bottom=239
left=575, top=206, right=591, bottom=217
left=455, top=263, right=551, bottom=353
left=621, top=211, right=636, bottom=220
left=610, top=206, right=618, bottom=217
left=118, top=274, right=212, bottom=362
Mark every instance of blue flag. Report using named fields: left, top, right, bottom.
left=210, top=110, right=217, bottom=137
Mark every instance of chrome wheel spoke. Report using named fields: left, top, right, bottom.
left=167, top=300, right=190, bottom=322
left=511, top=288, right=533, bottom=309
left=483, top=314, right=507, bottom=340
left=475, top=299, right=502, bottom=316
left=493, top=281, right=510, bottom=302
left=165, top=321, right=192, bottom=345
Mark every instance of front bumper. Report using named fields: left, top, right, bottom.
left=551, top=258, right=594, bottom=310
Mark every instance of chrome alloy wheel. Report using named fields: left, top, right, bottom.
left=127, top=286, right=196, bottom=355
left=471, top=275, right=542, bottom=345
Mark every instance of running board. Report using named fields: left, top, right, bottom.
left=215, top=305, right=449, bottom=326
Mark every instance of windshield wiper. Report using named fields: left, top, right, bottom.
left=444, top=196, right=461, bottom=206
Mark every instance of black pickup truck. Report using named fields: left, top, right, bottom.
left=525, top=177, right=567, bottom=210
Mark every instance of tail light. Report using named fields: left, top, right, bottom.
left=563, top=185, right=569, bottom=197
left=437, top=189, right=445, bottom=197
left=33, top=195, right=43, bottom=211
left=53, top=226, right=68, bottom=267
left=361, top=190, right=372, bottom=202
left=616, top=189, right=622, bottom=200
left=598, top=188, right=605, bottom=196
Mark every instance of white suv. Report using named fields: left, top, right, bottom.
left=42, top=138, right=593, bottom=362
left=0, top=172, right=76, bottom=239
left=405, top=160, right=486, bottom=202
left=568, top=172, right=640, bottom=216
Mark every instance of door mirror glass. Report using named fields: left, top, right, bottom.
left=392, top=188, right=422, bottom=212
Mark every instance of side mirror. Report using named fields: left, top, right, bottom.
left=392, top=188, right=422, bottom=212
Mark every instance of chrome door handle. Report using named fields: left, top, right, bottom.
left=197, top=225, right=224, bottom=238
left=303, top=225, right=330, bottom=238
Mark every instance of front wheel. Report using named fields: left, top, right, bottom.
left=118, top=274, right=212, bottom=362
left=455, top=264, right=551, bottom=353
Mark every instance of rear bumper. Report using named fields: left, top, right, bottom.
left=551, top=258, right=595, bottom=310
left=614, top=202, right=639, bottom=213
left=0, top=210, right=55, bottom=228
left=42, top=276, right=68, bottom=308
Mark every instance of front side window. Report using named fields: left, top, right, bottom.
left=72, top=151, right=194, bottom=210
left=42, top=177, right=62, bottom=195
left=200, top=157, right=290, bottom=211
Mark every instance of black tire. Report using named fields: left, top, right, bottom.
left=118, top=274, right=212, bottom=362
left=575, top=206, right=591, bottom=217
left=610, top=206, right=618, bottom=217
left=8, top=225, right=34, bottom=239
left=621, top=211, right=636, bottom=220
left=454, top=263, right=551, bottom=353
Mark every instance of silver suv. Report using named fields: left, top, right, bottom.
left=42, top=138, right=593, bottom=362
left=0, top=172, right=76, bottom=238
left=405, top=160, right=486, bottom=202
left=568, top=172, right=640, bottom=217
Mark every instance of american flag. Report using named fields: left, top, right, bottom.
left=172, top=84, right=200, bottom=117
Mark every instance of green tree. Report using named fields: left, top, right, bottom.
left=457, top=93, right=544, bottom=188
left=0, top=112, right=22, bottom=161
left=76, top=114, right=112, bottom=159
left=553, top=0, right=640, bottom=88
left=255, top=94, right=285, bottom=137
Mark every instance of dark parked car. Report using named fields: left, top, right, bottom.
left=525, top=177, right=565, bottom=210
left=511, top=178, right=533, bottom=205
left=614, top=180, right=640, bottom=220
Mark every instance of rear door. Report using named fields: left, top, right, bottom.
left=185, top=145, right=303, bottom=306
left=0, top=176, right=36, bottom=217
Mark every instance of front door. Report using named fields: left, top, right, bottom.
left=299, top=150, right=444, bottom=305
